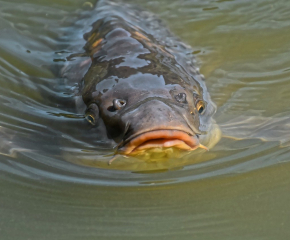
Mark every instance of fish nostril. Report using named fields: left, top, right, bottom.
left=113, top=99, right=127, bottom=110
left=175, top=93, right=187, bottom=103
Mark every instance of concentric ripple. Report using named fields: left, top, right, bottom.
left=0, top=0, right=290, bottom=188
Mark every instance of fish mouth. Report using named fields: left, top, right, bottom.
left=118, top=129, right=208, bottom=155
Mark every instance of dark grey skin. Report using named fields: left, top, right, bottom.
left=65, top=0, right=221, bottom=158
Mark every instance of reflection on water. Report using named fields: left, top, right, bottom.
left=0, top=0, right=290, bottom=239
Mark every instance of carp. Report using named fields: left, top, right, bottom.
left=63, top=0, right=221, bottom=160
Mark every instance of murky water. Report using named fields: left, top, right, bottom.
left=1, top=0, right=290, bottom=239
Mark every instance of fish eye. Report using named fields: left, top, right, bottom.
left=85, top=113, right=95, bottom=125
left=85, top=103, right=99, bottom=125
left=196, top=100, right=205, bottom=114
left=113, top=99, right=127, bottom=110
left=175, top=93, right=187, bottom=103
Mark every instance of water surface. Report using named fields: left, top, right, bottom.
left=1, top=0, right=290, bottom=239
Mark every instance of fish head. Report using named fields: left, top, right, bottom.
left=79, top=25, right=220, bottom=158
left=82, top=65, right=219, bottom=158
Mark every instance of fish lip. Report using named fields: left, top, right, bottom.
left=118, top=128, right=200, bottom=155
left=123, top=127, right=195, bottom=145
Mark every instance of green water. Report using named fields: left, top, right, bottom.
left=1, top=0, right=290, bottom=239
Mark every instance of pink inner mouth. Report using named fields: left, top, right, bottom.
left=119, top=130, right=208, bottom=155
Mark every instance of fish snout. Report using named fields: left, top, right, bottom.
left=123, top=99, right=194, bottom=134
left=118, top=99, right=205, bottom=155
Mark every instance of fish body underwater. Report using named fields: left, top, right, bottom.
left=63, top=0, right=221, bottom=160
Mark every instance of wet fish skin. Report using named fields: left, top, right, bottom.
left=72, top=0, right=221, bottom=155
